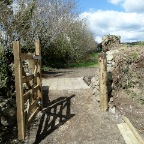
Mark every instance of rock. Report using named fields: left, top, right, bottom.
left=112, top=62, right=115, bottom=66
left=92, top=88, right=96, bottom=95
left=1, top=117, right=9, bottom=126
left=96, top=95, right=100, bottom=102
left=83, top=77, right=91, bottom=86
left=95, top=73, right=98, bottom=78
left=107, top=54, right=113, bottom=61
left=0, top=100, right=8, bottom=108
left=91, top=77, right=96, bottom=83
left=107, top=67, right=114, bottom=72
left=109, top=97, right=114, bottom=102
left=109, top=106, right=116, bottom=114
left=107, top=60, right=112, bottom=64
left=95, top=76, right=99, bottom=81
left=107, top=64, right=112, bottom=68
left=95, top=85, right=99, bottom=90
left=95, top=80, right=99, bottom=86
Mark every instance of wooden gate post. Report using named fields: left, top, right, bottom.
left=98, top=53, right=108, bottom=111
left=13, top=41, right=25, bottom=140
left=35, top=39, right=43, bottom=108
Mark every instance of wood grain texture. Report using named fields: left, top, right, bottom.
left=13, top=41, right=25, bottom=140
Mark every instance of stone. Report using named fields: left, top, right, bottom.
left=83, top=77, right=91, bottom=86
left=1, top=117, right=9, bottom=126
left=95, top=77, right=99, bottom=81
left=112, top=62, right=115, bottom=66
left=107, top=54, right=113, bottom=61
left=95, top=85, right=99, bottom=90
left=91, top=77, right=96, bottom=83
left=92, top=88, right=96, bottom=95
left=107, top=60, right=112, bottom=64
left=107, top=64, right=112, bottom=67
left=95, top=80, right=99, bottom=86
left=96, top=95, right=100, bottom=102
left=107, top=67, right=114, bottom=72
left=109, top=106, right=116, bottom=114
left=109, top=97, right=114, bottom=102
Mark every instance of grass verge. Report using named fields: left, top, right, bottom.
left=69, top=51, right=101, bottom=68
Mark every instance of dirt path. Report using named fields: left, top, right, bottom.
left=25, top=67, right=125, bottom=144
left=25, top=90, right=124, bottom=144
left=42, top=67, right=98, bottom=78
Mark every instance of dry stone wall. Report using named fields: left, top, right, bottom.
left=102, top=35, right=120, bottom=52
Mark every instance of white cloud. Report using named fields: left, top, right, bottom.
left=108, top=0, right=123, bottom=5
left=108, top=0, right=144, bottom=13
left=123, top=0, right=144, bottom=13
left=80, top=10, right=144, bottom=43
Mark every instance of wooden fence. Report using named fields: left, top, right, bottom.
left=13, top=39, right=43, bottom=140
left=98, top=52, right=108, bottom=111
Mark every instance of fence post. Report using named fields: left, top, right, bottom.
left=98, top=52, right=108, bottom=111
left=13, top=41, right=25, bottom=140
left=35, top=39, right=43, bottom=108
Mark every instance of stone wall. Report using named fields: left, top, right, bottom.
left=106, top=50, right=119, bottom=72
left=102, top=35, right=120, bottom=52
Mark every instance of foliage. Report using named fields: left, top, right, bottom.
left=0, top=0, right=97, bottom=97
left=69, top=51, right=100, bottom=68
left=0, top=47, right=14, bottom=98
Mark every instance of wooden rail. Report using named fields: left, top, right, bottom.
left=13, top=39, right=43, bottom=140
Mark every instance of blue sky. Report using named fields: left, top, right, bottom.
left=78, top=0, right=123, bottom=12
left=78, top=0, right=144, bottom=43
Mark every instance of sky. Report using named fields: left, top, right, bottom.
left=78, top=0, right=144, bottom=43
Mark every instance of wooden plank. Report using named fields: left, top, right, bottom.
left=13, top=41, right=25, bottom=140
left=35, top=39, right=43, bottom=108
left=33, top=85, right=40, bottom=93
left=98, top=53, right=108, bottom=111
left=29, top=98, right=40, bottom=112
left=57, top=78, right=65, bottom=90
left=50, top=79, right=58, bottom=90
left=123, top=116, right=144, bottom=144
left=21, top=53, right=33, bottom=60
left=64, top=78, right=73, bottom=89
left=26, top=107, right=40, bottom=128
left=33, top=55, right=41, bottom=60
left=70, top=78, right=80, bottom=89
left=117, top=123, right=139, bottom=144
left=23, top=85, right=40, bottom=102
left=22, top=74, right=34, bottom=83
left=77, top=77, right=90, bottom=89
left=23, top=90, right=31, bottom=102
left=25, top=98, right=40, bottom=122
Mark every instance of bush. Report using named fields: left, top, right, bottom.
left=0, top=47, right=14, bottom=98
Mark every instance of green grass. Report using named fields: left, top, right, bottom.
left=70, top=51, right=101, bottom=68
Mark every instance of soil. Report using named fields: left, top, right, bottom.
left=0, top=65, right=143, bottom=144
left=22, top=66, right=144, bottom=144
left=42, top=67, right=98, bottom=78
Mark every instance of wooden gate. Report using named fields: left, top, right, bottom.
left=13, top=39, right=43, bottom=140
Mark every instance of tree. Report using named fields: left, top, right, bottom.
left=0, top=0, right=97, bottom=68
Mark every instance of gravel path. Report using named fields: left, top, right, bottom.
left=25, top=67, right=125, bottom=144
left=42, top=67, right=98, bottom=78
left=25, top=89, right=124, bottom=144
